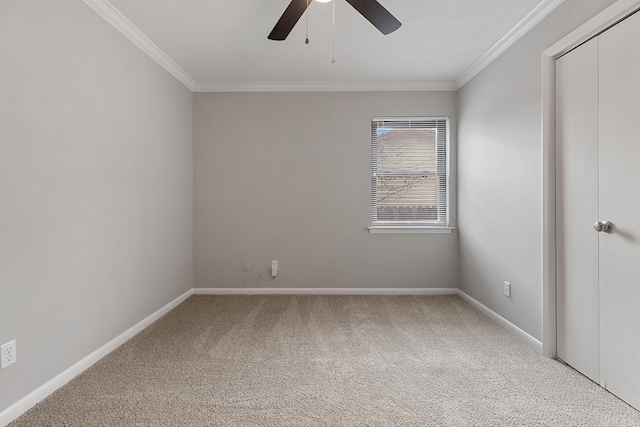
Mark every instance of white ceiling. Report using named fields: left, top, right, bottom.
left=102, top=0, right=552, bottom=91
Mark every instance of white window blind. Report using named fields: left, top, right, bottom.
left=371, top=117, right=449, bottom=226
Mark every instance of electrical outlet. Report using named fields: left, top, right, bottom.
left=504, top=281, right=512, bottom=298
left=271, top=260, right=278, bottom=277
left=1, top=340, right=17, bottom=369
left=242, top=260, right=250, bottom=272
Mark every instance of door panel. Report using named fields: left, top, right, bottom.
left=598, top=10, right=640, bottom=410
left=555, top=38, right=600, bottom=383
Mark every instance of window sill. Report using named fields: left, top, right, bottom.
left=367, top=226, right=455, bottom=234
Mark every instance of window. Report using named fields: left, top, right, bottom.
left=370, top=117, right=450, bottom=231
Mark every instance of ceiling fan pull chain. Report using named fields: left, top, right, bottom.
left=331, top=0, right=336, bottom=63
left=305, top=0, right=310, bottom=44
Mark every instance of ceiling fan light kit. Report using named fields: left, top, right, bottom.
left=268, top=0, right=402, bottom=54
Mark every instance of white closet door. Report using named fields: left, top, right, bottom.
left=555, top=37, right=600, bottom=383
left=598, top=10, right=640, bottom=410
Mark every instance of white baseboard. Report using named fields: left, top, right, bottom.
left=193, top=287, right=459, bottom=296
left=0, top=289, right=194, bottom=427
left=457, top=290, right=543, bottom=353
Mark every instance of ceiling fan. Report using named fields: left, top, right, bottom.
left=268, top=0, right=402, bottom=41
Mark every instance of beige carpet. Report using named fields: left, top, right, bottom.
left=10, top=295, right=640, bottom=426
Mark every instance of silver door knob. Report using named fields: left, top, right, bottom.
left=594, top=221, right=614, bottom=233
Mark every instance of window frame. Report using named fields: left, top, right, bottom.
left=368, top=116, right=453, bottom=234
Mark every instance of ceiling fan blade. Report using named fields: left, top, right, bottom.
left=345, top=0, right=401, bottom=35
left=268, top=0, right=311, bottom=41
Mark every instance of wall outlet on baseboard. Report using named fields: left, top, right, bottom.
left=504, top=281, right=511, bottom=298
left=242, top=260, right=250, bottom=272
left=1, top=340, right=17, bottom=369
left=271, top=260, right=278, bottom=277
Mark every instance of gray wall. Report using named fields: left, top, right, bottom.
left=194, top=92, right=457, bottom=290
left=0, top=0, right=193, bottom=413
left=457, top=0, right=617, bottom=340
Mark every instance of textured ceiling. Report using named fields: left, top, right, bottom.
left=106, top=0, right=544, bottom=89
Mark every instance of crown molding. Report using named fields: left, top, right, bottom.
left=455, top=0, right=566, bottom=89
left=83, top=0, right=564, bottom=93
left=82, top=0, right=196, bottom=91
left=193, top=81, right=457, bottom=93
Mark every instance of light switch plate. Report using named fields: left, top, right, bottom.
left=504, top=281, right=511, bottom=298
